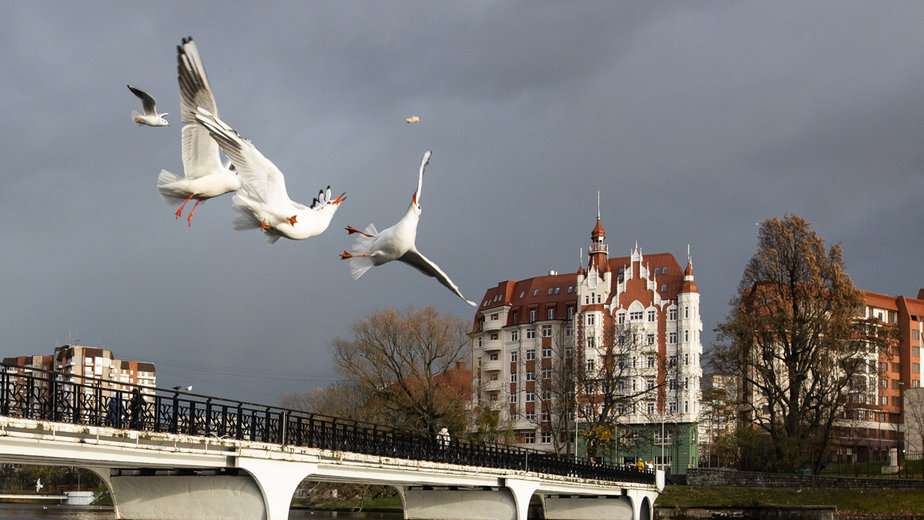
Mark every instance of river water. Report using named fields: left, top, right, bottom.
left=0, top=504, right=402, bottom=519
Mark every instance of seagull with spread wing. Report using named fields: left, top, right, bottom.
left=194, top=107, right=345, bottom=243
left=157, top=37, right=241, bottom=226
left=127, top=85, right=168, bottom=127
left=340, top=151, right=476, bottom=306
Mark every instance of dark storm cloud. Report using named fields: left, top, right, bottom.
left=1, top=2, right=921, bottom=403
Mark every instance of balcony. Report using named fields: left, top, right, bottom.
left=482, top=359, right=503, bottom=373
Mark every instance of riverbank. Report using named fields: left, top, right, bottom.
left=657, top=485, right=924, bottom=516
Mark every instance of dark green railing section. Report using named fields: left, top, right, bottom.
left=0, top=364, right=654, bottom=485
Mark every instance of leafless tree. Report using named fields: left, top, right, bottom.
left=515, top=324, right=578, bottom=456
left=575, top=315, right=660, bottom=461
left=333, top=306, right=470, bottom=434
left=904, top=387, right=924, bottom=456
left=279, top=381, right=378, bottom=422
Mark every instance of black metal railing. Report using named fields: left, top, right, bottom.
left=0, top=364, right=654, bottom=485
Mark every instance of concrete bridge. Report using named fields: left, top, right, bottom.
left=0, top=366, right=663, bottom=520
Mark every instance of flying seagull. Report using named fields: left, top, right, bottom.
left=157, top=37, right=241, bottom=226
left=341, top=151, right=476, bottom=306
left=194, top=107, right=345, bottom=243
left=405, top=115, right=420, bottom=124
left=127, top=85, right=168, bottom=127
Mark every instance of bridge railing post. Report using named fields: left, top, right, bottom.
left=204, top=398, right=212, bottom=437
left=0, top=369, right=8, bottom=416
left=25, top=376, right=34, bottom=420
left=235, top=402, right=243, bottom=440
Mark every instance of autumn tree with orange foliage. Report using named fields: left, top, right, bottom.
left=716, top=215, right=896, bottom=473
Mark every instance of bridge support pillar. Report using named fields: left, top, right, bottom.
left=542, top=495, right=634, bottom=520
left=237, top=457, right=318, bottom=520
left=88, top=468, right=267, bottom=520
left=399, top=484, right=531, bottom=520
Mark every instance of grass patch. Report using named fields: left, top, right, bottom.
left=656, top=485, right=924, bottom=516
left=294, top=494, right=403, bottom=512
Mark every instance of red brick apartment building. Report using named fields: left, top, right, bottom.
left=841, top=290, right=924, bottom=460
left=3, top=345, right=156, bottom=395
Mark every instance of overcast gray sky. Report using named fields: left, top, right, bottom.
left=2, top=2, right=922, bottom=404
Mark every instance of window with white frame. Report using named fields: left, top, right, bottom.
left=526, top=371, right=535, bottom=381
left=524, top=432, right=535, bottom=443
left=511, top=330, right=519, bottom=341
left=530, top=309, right=537, bottom=322
left=630, top=311, right=643, bottom=321
left=526, top=392, right=535, bottom=402
left=511, top=351, right=518, bottom=362
left=648, top=310, right=656, bottom=322
left=526, top=349, right=536, bottom=360
left=669, top=308, right=677, bottom=320
left=542, top=346, right=552, bottom=358
left=669, top=332, right=677, bottom=344
left=587, top=314, right=595, bottom=325
left=618, top=312, right=625, bottom=324
left=647, top=356, right=655, bottom=368
left=647, top=333, right=655, bottom=345
left=541, top=431, right=552, bottom=443
left=548, top=308, right=555, bottom=320
left=542, top=325, right=552, bottom=337
left=526, top=328, right=536, bottom=339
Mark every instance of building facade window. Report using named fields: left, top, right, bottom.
left=669, top=308, right=677, bottom=320
left=648, top=310, right=656, bottom=322
left=526, top=349, right=536, bottom=360
left=542, top=325, right=552, bottom=337
left=511, top=330, right=519, bottom=341
left=511, top=351, right=518, bottom=362
left=526, top=328, right=536, bottom=339
left=542, top=347, right=552, bottom=358
left=669, top=332, right=677, bottom=344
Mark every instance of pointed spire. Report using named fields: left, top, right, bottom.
left=597, top=190, right=601, bottom=220
left=682, top=244, right=698, bottom=293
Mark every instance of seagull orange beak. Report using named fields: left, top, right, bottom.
left=333, top=193, right=347, bottom=204
left=412, top=193, right=417, bottom=205
left=288, top=215, right=298, bottom=225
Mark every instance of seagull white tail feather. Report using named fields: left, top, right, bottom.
left=156, top=169, right=189, bottom=204
left=347, top=223, right=379, bottom=280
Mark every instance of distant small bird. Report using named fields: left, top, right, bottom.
left=195, top=107, right=346, bottom=243
left=35, top=478, right=43, bottom=493
left=157, top=37, right=241, bottom=226
left=405, top=116, right=420, bottom=124
left=341, top=151, right=476, bottom=306
left=127, top=85, right=169, bottom=127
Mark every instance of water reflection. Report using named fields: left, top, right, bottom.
left=0, top=504, right=403, bottom=519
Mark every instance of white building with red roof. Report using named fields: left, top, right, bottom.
left=470, top=213, right=702, bottom=474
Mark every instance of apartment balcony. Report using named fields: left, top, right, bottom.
left=483, top=359, right=503, bottom=373
left=483, top=379, right=504, bottom=393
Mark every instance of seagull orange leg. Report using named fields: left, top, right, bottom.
left=186, top=199, right=202, bottom=227
left=260, top=220, right=272, bottom=231
left=340, top=251, right=371, bottom=260
left=345, top=226, right=373, bottom=237
left=175, top=194, right=195, bottom=218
